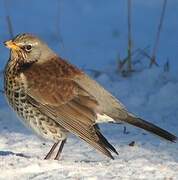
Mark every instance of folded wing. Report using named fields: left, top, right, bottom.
left=23, top=58, right=118, bottom=159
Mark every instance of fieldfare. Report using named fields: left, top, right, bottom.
left=4, top=33, right=177, bottom=160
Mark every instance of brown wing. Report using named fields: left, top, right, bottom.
left=23, top=57, right=117, bottom=159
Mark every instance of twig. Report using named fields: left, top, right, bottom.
left=56, top=0, right=65, bottom=49
left=117, top=0, right=133, bottom=76
left=132, top=46, right=150, bottom=64
left=150, top=0, right=167, bottom=67
left=164, top=58, right=170, bottom=72
left=139, top=48, right=159, bottom=65
left=4, top=0, right=14, bottom=38
left=127, top=0, right=132, bottom=72
left=139, top=49, right=151, bottom=59
left=119, top=46, right=149, bottom=70
left=123, top=126, right=129, bottom=134
left=6, top=16, right=14, bottom=38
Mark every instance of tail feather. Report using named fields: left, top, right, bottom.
left=122, top=115, right=177, bottom=142
left=95, top=126, right=118, bottom=155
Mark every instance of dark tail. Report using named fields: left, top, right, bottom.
left=94, top=124, right=118, bottom=156
left=122, top=115, right=177, bottom=142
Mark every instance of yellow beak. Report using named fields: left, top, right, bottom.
left=4, top=40, right=21, bottom=51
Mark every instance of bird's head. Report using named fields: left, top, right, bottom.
left=4, top=33, right=55, bottom=66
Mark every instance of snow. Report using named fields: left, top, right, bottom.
left=0, top=0, right=178, bottom=179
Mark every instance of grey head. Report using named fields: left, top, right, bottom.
left=4, top=33, right=55, bottom=64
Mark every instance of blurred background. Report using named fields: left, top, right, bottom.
left=0, top=0, right=178, bottom=136
left=0, top=0, right=178, bottom=70
left=0, top=0, right=178, bottom=144
left=0, top=1, right=178, bottom=178
left=0, top=0, right=178, bottom=121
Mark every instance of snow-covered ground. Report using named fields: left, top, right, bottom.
left=0, top=0, right=178, bottom=179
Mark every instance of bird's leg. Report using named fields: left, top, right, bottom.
left=54, top=139, right=66, bottom=160
left=44, top=142, right=59, bottom=160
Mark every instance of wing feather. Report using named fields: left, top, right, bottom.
left=23, top=58, right=118, bottom=158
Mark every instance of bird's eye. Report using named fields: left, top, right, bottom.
left=24, top=45, right=32, bottom=52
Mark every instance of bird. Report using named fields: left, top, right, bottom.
left=3, top=33, right=177, bottom=160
